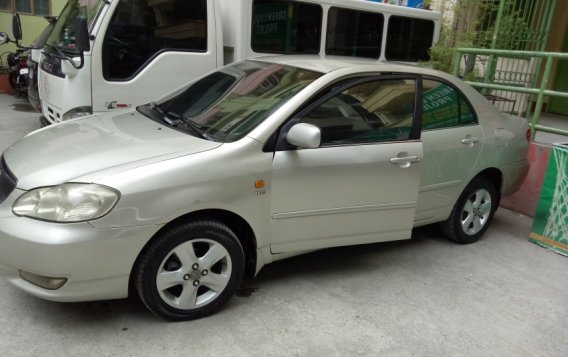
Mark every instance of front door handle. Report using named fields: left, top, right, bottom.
left=390, top=156, right=421, bottom=168
left=461, top=137, right=479, bottom=146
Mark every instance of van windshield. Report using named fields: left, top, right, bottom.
left=143, top=60, right=322, bottom=142
left=45, top=0, right=105, bottom=55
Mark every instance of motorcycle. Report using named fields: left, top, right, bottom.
left=6, top=48, right=28, bottom=97
left=0, top=15, right=29, bottom=97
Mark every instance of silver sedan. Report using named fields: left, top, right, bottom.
left=0, top=56, right=529, bottom=320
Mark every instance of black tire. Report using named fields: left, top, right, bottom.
left=135, top=220, right=244, bottom=321
left=8, top=70, right=18, bottom=89
left=440, top=177, right=498, bottom=244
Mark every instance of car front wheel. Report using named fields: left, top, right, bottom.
left=441, top=177, right=498, bottom=244
left=134, top=220, right=244, bottom=321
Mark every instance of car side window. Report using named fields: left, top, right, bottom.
left=460, top=95, right=477, bottom=125
left=299, top=78, right=417, bottom=146
left=423, top=79, right=477, bottom=130
left=102, top=0, right=208, bottom=81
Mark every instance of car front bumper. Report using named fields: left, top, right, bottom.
left=0, top=189, right=163, bottom=302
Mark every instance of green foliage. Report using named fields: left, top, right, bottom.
left=423, top=24, right=474, bottom=73
left=473, top=0, right=531, bottom=50
left=425, top=26, right=456, bottom=72
left=424, top=0, right=533, bottom=73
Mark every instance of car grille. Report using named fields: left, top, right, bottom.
left=0, top=156, right=17, bottom=204
left=46, top=105, right=62, bottom=122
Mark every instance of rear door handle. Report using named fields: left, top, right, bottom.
left=390, top=156, right=421, bottom=168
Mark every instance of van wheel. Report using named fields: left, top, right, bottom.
left=135, top=220, right=244, bottom=321
left=440, top=177, right=498, bottom=244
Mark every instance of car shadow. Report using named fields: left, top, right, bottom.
left=11, top=102, right=36, bottom=113
left=247, top=224, right=447, bottom=288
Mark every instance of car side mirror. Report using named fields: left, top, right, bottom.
left=12, top=14, right=22, bottom=41
left=286, top=123, right=321, bottom=149
left=0, top=32, right=9, bottom=45
left=74, top=16, right=90, bottom=53
left=62, top=16, right=90, bottom=72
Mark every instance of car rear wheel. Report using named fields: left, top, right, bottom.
left=440, top=177, right=498, bottom=244
left=134, top=220, right=244, bottom=321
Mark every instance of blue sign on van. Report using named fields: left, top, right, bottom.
left=368, top=0, right=424, bottom=8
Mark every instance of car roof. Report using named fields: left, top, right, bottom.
left=247, top=54, right=504, bottom=123
left=251, top=54, right=441, bottom=76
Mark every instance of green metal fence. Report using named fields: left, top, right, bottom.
left=452, top=48, right=568, bottom=140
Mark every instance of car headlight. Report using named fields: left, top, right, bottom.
left=62, top=106, right=92, bottom=121
left=13, top=184, right=119, bottom=223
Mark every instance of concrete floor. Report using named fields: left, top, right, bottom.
left=0, top=95, right=40, bottom=153
left=0, top=94, right=567, bottom=356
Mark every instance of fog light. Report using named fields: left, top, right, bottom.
left=19, top=270, right=67, bottom=290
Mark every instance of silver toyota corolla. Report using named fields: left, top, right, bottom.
left=0, top=56, right=529, bottom=320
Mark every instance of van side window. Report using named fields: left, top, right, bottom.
left=386, top=16, right=434, bottom=62
left=299, top=79, right=417, bottom=146
left=326, top=7, right=383, bottom=59
left=252, top=0, right=322, bottom=54
left=422, top=79, right=478, bottom=130
left=102, top=0, right=207, bottom=81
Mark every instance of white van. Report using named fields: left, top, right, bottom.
left=30, top=0, right=440, bottom=124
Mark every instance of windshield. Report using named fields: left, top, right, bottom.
left=31, top=18, right=57, bottom=49
left=143, top=60, right=322, bottom=142
left=45, top=0, right=105, bottom=55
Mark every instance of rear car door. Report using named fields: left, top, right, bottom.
left=414, top=77, right=484, bottom=222
left=270, top=76, right=423, bottom=253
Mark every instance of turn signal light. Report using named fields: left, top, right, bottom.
left=254, top=180, right=265, bottom=189
left=526, top=128, right=532, bottom=142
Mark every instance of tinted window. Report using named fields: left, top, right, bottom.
left=155, top=61, right=322, bottom=142
left=300, top=78, right=416, bottom=145
left=326, top=7, right=383, bottom=59
left=460, top=96, right=476, bottom=125
left=34, top=0, right=49, bottom=15
left=15, top=0, right=31, bottom=13
left=102, top=0, right=207, bottom=80
left=0, top=0, right=11, bottom=11
left=386, top=16, right=434, bottom=61
left=423, top=79, right=477, bottom=130
left=252, top=0, right=322, bottom=54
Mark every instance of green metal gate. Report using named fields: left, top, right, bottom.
left=428, top=0, right=565, bottom=138
left=549, top=26, right=568, bottom=116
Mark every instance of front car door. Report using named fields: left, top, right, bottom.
left=270, top=76, right=423, bottom=253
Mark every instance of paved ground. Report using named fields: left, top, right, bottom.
left=0, top=95, right=40, bottom=153
left=0, top=94, right=567, bottom=356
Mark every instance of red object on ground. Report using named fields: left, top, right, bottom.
left=501, top=142, right=551, bottom=217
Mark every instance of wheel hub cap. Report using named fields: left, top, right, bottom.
left=189, top=269, right=202, bottom=281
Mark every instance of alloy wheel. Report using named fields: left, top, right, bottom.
left=460, top=188, right=492, bottom=236
left=156, top=238, right=232, bottom=310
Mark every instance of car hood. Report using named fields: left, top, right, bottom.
left=3, top=111, right=222, bottom=190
